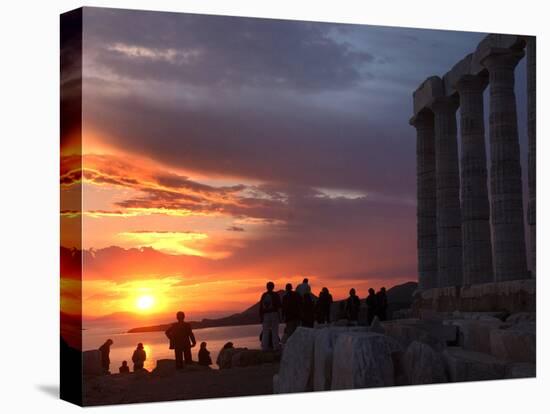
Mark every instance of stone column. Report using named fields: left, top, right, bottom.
left=526, top=37, right=536, bottom=278
left=481, top=48, right=528, bottom=281
left=455, top=75, right=494, bottom=284
left=431, top=96, right=463, bottom=287
left=410, top=111, right=437, bottom=290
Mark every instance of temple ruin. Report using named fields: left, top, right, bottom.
left=410, top=34, right=536, bottom=313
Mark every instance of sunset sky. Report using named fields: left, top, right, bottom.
left=61, top=8, right=530, bottom=322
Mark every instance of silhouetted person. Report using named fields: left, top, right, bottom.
left=376, top=287, right=388, bottom=321
left=216, top=342, right=234, bottom=366
left=132, top=342, right=146, bottom=371
left=301, top=292, right=315, bottom=328
left=198, top=342, right=212, bottom=366
left=259, top=281, right=281, bottom=351
left=366, top=288, right=378, bottom=325
left=336, top=301, right=347, bottom=321
left=296, top=278, right=311, bottom=298
left=316, top=287, right=333, bottom=324
left=165, top=311, right=197, bottom=369
left=282, top=283, right=302, bottom=339
left=119, top=360, right=130, bottom=374
left=98, top=339, right=113, bottom=374
left=345, top=288, right=361, bottom=324
left=259, top=330, right=274, bottom=349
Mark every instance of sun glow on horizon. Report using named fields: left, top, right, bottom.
left=136, top=295, right=155, bottom=311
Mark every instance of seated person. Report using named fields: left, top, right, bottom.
left=198, top=342, right=213, bottom=366
left=119, top=360, right=130, bottom=374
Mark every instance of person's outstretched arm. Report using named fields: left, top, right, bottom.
left=165, top=324, right=173, bottom=339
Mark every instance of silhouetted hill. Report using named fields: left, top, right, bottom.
left=386, top=281, right=418, bottom=304
left=128, top=290, right=286, bottom=333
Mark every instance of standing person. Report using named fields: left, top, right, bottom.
left=316, top=287, right=333, bottom=324
left=376, top=287, right=388, bottom=321
left=281, top=283, right=302, bottom=340
left=366, top=288, right=378, bottom=325
left=301, top=292, right=316, bottom=328
left=132, top=342, right=146, bottom=371
left=98, top=339, right=113, bottom=374
left=259, top=281, right=281, bottom=351
left=296, top=278, right=311, bottom=298
left=165, top=311, right=197, bottom=369
left=198, top=342, right=213, bottom=366
left=345, top=288, right=361, bottom=325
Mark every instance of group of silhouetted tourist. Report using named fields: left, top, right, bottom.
left=259, top=279, right=389, bottom=351
left=95, top=282, right=390, bottom=372
left=98, top=339, right=148, bottom=374
left=97, top=310, right=214, bottom=375
left=343, top=286, right=388, bottom=324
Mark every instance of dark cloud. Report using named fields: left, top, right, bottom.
left=74, top=9, right=532, bottom=287
left=84, top=8, right=375, bottom=92
left=84, top=91, right=416, bottom=197
left=226, top=226, right=245, bottom=232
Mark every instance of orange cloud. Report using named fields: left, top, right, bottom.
left=116, top=230, right=217, bottom=257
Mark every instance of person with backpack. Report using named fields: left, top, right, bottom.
left=296, top=278, right=311, bottom=297
left=259, top=281, right=281, bottom=351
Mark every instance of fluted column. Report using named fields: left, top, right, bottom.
left=431, top=96, right=463, bottom=287
left=410, top=111, right=437, bottom=290
left=455, top=75, right=494, bottom=284
left=526, top=37, right=536, bottom=278
left=481, top=48, right=528, bottom=281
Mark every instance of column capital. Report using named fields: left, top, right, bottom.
left=455, top=74, right=488, bottom=94
left=480, top=48, right=525, bottom=71
left=409, top=110, right=434, bottom=128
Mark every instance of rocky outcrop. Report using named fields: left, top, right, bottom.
left=276, top=327, right=316, bottom=393
left=331, top=332, right=399, bottom=390
left=370, top=316, right=385, bottom=334
left=383, top=319, right=457, bottom=351
left=217, top=347, right=248, bottom=369
left=505, top=363, right=536, bottom=379
left=443, top=347, right=507, bottom=381
left=505, top=312, right=536, bottom=324
left=402, top=341, right=447, bottom=384
left=231, top=349, right=277, bottom=367
left=83, top=350, right=103, bottom=376
left=489, top=323, right=536, bottom=363
left=447, top=319, right=505, bottom=354
left=313, top=327, right=370, bottom=391
left=217, top=348, right=279, bottom=369
left=152, top=359, right=209, bottom=376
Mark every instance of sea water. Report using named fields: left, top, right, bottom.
left=83, top=323, right=284, bottom=372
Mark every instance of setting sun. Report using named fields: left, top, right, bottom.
left=136, top=295, right=155, bottom=311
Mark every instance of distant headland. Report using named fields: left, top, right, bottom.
left=127, top=281, right=418, bottom=333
